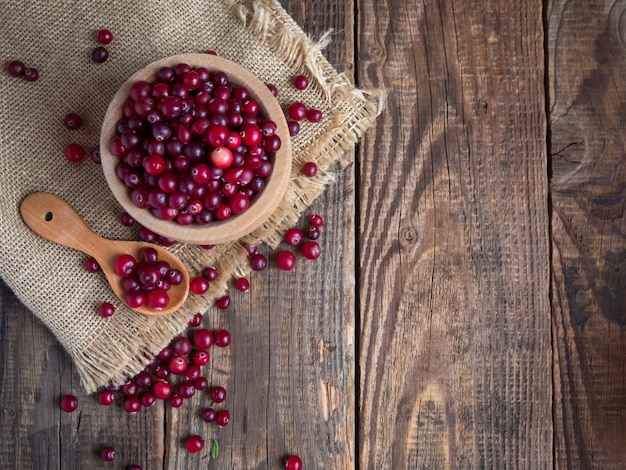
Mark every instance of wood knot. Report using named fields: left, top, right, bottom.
left=477, top=99, right=488, bottom=114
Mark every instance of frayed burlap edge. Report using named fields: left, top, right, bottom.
left=71, top=0, right=383, bottom=393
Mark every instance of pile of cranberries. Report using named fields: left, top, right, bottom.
left=109, top=62, right=283, bottom=226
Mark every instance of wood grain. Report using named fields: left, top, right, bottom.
left=547, top=0, right=626, bottom=467
left=356, top=0, right=552, bottom=467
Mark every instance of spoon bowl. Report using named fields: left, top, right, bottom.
left=20, top=192, right=189, bottom=316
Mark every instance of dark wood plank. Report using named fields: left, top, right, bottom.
left=547, top=0, right=626, bottom=467
left=356, top=0, right=552, bottom=467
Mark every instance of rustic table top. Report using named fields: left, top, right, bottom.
left=2, top=0, right=625, bottom=468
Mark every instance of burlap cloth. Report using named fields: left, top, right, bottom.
left=0, top=0, right=379, bottom=393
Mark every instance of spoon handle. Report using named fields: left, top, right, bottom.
left=20, top=192, right=105, bottom=258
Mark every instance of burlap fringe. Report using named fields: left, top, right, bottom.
left=74, top=0, right=383, bottom=393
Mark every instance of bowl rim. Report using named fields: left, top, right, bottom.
left=100, top=53, right=292, bottom=245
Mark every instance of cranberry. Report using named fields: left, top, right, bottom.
left=288, top=121, right=300, bottom=136
left=171, top=336, right=192, bottom=356
left=285, top=455, right=303, bottom=470
left=7, top=60, right=25, bottom=77
left=169, top=394, right=183, bottom=408
left=92, top=46, right=109, bottom=63
left=97, top=390, right=114, bottom=405
left=23, top=68, right=39, bottom=82
left=209, top=146, right=233, bottom=169
left=193, top=328, right=214, bottom=350
left=123, top=396, right=141, bottom=414
left=216, top=295, right=230, bottom=310
left=114, top=254, right=137, bottom=276
left=210, top=386, right=227, bottom=403
left=215, top=409, right=230, bottom=427
left=64, top=143, right=86, bottom=163
left=141, top=392, right=156, bottom=408
left=310, top=214, right=323, bottom=227
left=201, top=407, right=217, bottom=422
left=135, top=370, right=153, bottom=388
left=152, top=380, right=173, bottom=400
left=301, top=241, right=321, bottom=260
left=154, top=364, right=169, bottom=380
left=192, top=349, right=210, bottom=366
left=168, top=355, right=188, bottom=374
left=307, top=108, right=323, bottom=122
left=288, top=102, right=307, bottom=121
left=60, top=394, right=78, bottom=412
left=190, top=276, right=209, bottom=294
left=120, top=211, right=135, bottom=226
left=178, top=380, right=196, bottom=399
left=185, top=435, right=204, bottom=453
left=194, top=377, right=209, bottom=391
left=98, top=302, right=115, bottom=318
left=64, top=113, right=82, bottom=130
left=293, top=75, right=309, bottom=90
left=243, top=243, right=257, bottom=256
left=250, top=253, right=267, bottom=271
left=202, top=266, right=219, bottom=282
left=85, top=257, right=100, bottom=273
left=302, top=162, right=318, bottom=177
left=284, top=228, right=303, bottom=246
left=276, top=251, right=296, bottom=270
left=188, top=312, right=203, bottom=327
left=100, top=446, right=116, bottom=462
left=96, top=29, right=113, bottom=44
left=266, top=83, right=278, bottom=96
left=157, top=346, right=173, bottom=362
left=214, top=329, right=231, bottom=348
left=90, top=145, right=101, bottom=164
left=306, top=226, right=320, bottom=240
left=122, top=380, right=139, bottom=397
left=185, top=364, right=201, bottom=381
left=235, top=277, right=250, bottom=292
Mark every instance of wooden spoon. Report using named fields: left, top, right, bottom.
left=20, top=192, right=189, bottom=316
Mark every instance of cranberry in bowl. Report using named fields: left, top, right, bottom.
left=100, top=53, right=292, bottom=245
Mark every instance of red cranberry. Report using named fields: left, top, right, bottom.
left=194, top=377, right=209, bottom=390
left=310, top=214, right=323, bottom=227
left=64, top=113, right=82, bottom=130
left=171, top=336, right=192, bottom=356
left=23, top=68, right=39, bottom=82
left=201, top=407, right=217, bottom=422
left=235, top=277, right=250, bottom=292
left=250, top=253, right=267, bottom=271
left=157, top=346, right=173, bottom=362
left=266, top=83, right=278, bottom=96
left=243, top=243, right=257, bottom=256
left=169, top=393, right=183, bottom=408
left=92, top=46, right=109, bottom=63
left=288, top=121, right=300, bottom=136
left=214, top=329, right=231, bottom=348
left=90, top=145, right=101, bottom=164
left=306, top=226, right=320, bottom=240
left=178, top=380, right=196, bottom=399
left=141, top=392, right=156, bottom=408
left=209, top=146, right=233, bottom=169
left=98, top=302, right=115, bottom=318
left=120, top=211, right=135, bottom=226
left=135, top=370, right=153, bottom=389
left=85, top=257, right=100, bottom=273
left=285, top=455, right=303, bottom=470
left=302, top=162, right=318, bottom=177
left=185, top=364, right=201, bottom=381
left=123, top=396, right=141, bottom=414
left=192, top=349, right=210, bottom=366
left=190, top=276, right=209, bottom=294
left=96, top=29, right=113, bottom=44
left=215, top=409, right=230, bottom=427
left=7, top=60, right=25, bottom=77
left=307, top=108, right=323, bottom=122
left=202, top=266, right=218, bottom=281
left=288, top=102, right=307, bottom=121
left=193, top=328, right=214, bottom=350
left=152, top=380, right=173, bottom=400
left=210, top=386, right=227, bottom=403
left=122, top=380, right=139, bottom=397
left=293, top=75, right=309, bottom=90
left=97, top=390, right=114, bottom=405
left=60, top=394, right=78, bottom=412
left=114, top=254, right=137, bottom=276
left=284, top=228, right=303, bottom=246
left=168, top=356, right=188, bottom=375
left=189, top=312, right=203, bottom=327
left=276, top=251, right=296, bottom=271
left=216, top=295, right=230, bottom=310
left=64, top=143, right=86, bottom=163
left=100, top=446, right=116, bottom=462
left=301, top=241, right=321, bottom=260
left=185, top=435, right=204, bottom=453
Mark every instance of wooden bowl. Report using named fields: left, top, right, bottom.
left=100, top=53, right=292, bottom=245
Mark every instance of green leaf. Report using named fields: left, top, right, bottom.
left=210, top=439, right=219, bottom=459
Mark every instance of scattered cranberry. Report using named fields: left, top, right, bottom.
left=202, top=266, right=219, bottom=282
left=214, top=329, right=231, bottom=348
left=235, top=277, right=250, bottom=292
left=120, top=211, right=135, bottom=226
left=85, top=257, right=100, bottom=273
left=302, top=162, right=318, bottom=177
left=122, top=380, right=139, bottom=397
left=177, top=381, right=196, bottom=399
left=7, top=60, right=25, bottom=77
left=288, top=102, right=307, bottom=121
left=306, top=226, right=320, bottom=240
left=193, top=328, right=214, bottom=350
left=100, top=446, right=116, bottom=462
left=96, top=29, right=113, bottom=45
left=210, top=386, right=227, bottom=403
left=293, top=75, right=309, bottom=90
left=215, top=409, right=230, bottom=427
left=98, top=302, right=115, bottom=318
left=284, top=228, right=303, bottom=246
left=194, top=377, right=209, bottom=390
left=123, top=396, right=141, bottom=414
left=188, top=312, right=203, bottom=327
left=90, top=145, right=101, bottom=164
left=141, top=392, right=156, bottom=408
left=287, top=121, right=300, bottom=136
left=152, top=380, right=173, bottom=400
left=202, top=407, right=217, bottom=422
left=169, top=393, right=183, bottom=408
left=92, top=46, right=109, bottom=63
left=60, top=394, right=78, bottom=413
left=216, top=295, right=230, bottom=310
left=310, top=214, right=323, bottom=227
left=192, top=349, right=210, bottom=366
left=168, top=355, right=188, bottom=375
left=185, top=435, right=204, bottom=453
left=64, top=143, right=86, bottom=163
left=301, top=241, right=321, bottom=260
left=285, top=455, right=303, bottom=470
left=250, top=253, right=267, bottom=271
left=185, top=364, right=202, bottom=380
left=135, top=370, right=153, bottom=388
left=171, top=336, right=192, bottom=356
left=63, top=113, right=82, bottom=130
left=307, top=108, right=322, bottom=123
left=276, top=251, right=296, bottom=271
left=97, top=390, right=114, bottom=405
left=23, top=68, right=39, bottom=82
left=190, top=276, right=209, bottom=294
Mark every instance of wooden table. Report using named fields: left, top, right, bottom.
left=2, top=0, right=625, bottom=468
